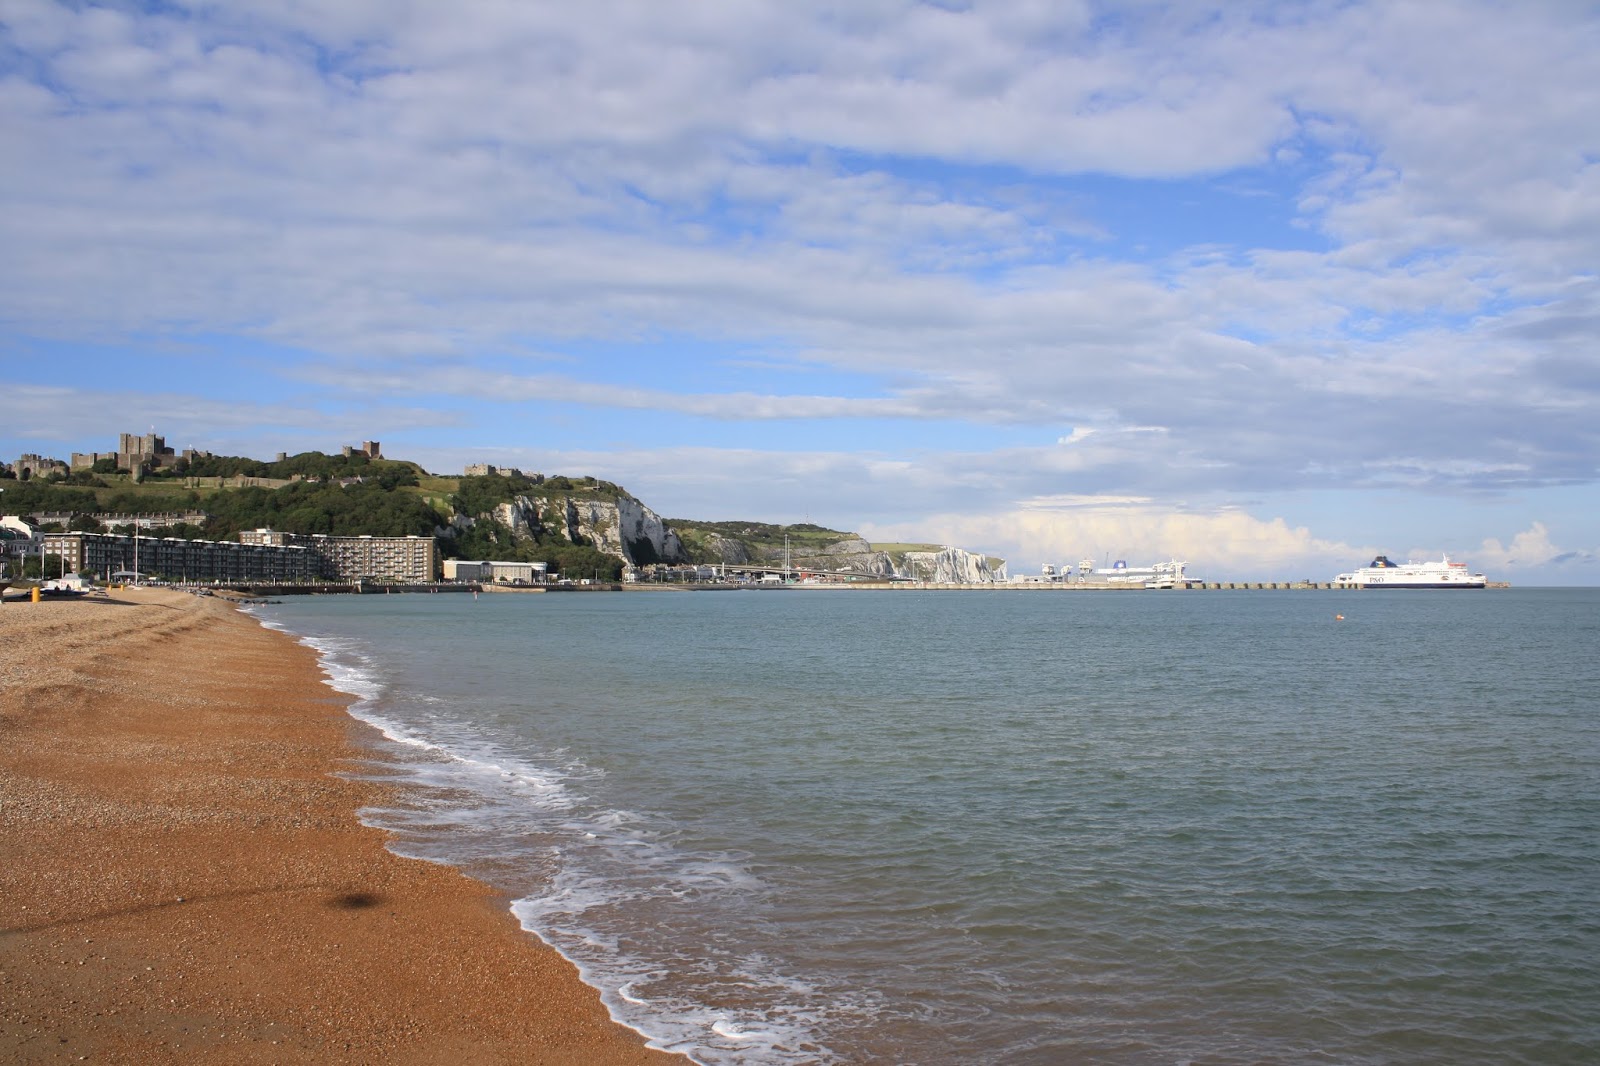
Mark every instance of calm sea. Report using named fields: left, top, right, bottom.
left=254, top=588, right=1600, bottom=1065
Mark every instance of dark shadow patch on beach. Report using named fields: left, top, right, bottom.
left=1, top=883, right=325, bottom=934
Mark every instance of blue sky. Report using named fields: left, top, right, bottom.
left=3, top=0, right=1599, bottom=583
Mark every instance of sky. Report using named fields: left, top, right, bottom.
left=3, top=0, right=1599, bottom=583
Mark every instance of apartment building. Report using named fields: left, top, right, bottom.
left=310, top=534, right=436, bottom=583
left=240, top=529, right=437, bottom=583
left=42, top=531, right=318, bottom=583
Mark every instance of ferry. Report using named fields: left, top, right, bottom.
left=1094, top=559, right=1200, bottom=589
left=1333, top=555, right=1486, bottom=589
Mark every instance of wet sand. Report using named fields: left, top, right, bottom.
left=0, top=588, right=689, bottom=1065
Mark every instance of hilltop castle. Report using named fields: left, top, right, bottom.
left=71, top=432, right=211, bottom=478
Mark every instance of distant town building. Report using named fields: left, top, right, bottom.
left=89, top=511, right=210, bottom=531
left=1, top=515, right=41, bottom=565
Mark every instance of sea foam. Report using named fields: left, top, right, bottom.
left=254, top=602, right=840, bottom=1066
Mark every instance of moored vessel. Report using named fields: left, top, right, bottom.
left=1092, top=559, right=1200, bottom=588
left=1333, top=555, right=1486, bottom=589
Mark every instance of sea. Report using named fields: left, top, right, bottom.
left=251, top=587, right=1600, bottom=1065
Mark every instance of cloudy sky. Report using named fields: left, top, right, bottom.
left=3, top=0, right=1598, bottom=582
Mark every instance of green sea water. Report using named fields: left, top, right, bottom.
left=258, top=587, right=1600, bottom=1064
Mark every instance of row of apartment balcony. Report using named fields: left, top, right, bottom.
left=40, top=530, right=438, bottom=584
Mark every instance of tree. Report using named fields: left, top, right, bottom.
left=23, top=553, right=66, bottom=578
left=537, top=543, right=624, bottom=580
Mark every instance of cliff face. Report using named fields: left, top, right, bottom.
left=786, top=535, right=893, bottom=575
left=738, top=536, right=998, bottom=583
left=474, top=489, right=999, bottom=580
left=571, top=494, right=686, bottom=566
left=782, top=537, right=998, bottom=582
left=698, top=533, right=752, bottom=565
left=494, top=494, right=686, bottom=566
left=897, top=547, right=999, bottom=584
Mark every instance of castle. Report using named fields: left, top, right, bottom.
left=70, top=432, right=211, bottom=477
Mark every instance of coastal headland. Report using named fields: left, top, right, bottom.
left=0, top=588, right=688, bottom=1065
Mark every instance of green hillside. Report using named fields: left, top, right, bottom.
left=0, top=455, right=628, bottom=579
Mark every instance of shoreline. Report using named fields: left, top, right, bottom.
left=0, top=588, right=690, bottom=1065
left=34, top=578, right=1508, bottom=599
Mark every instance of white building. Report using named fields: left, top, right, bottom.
left=1, top=515, right=41, bottom=567
left=443, top=559, right=549, bottom=583
left=443, top=559, right=490, bottom=581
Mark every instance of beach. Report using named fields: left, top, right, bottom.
left=0, top=588, right=688, bottom=1065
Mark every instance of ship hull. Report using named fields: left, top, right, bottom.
left=1352, top=581, right=1485, bottom=589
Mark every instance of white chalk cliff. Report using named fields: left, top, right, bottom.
left=896, top=546, right=999, bottom=584
left=462, top=485, right=1000, bottom=580
left=493, top=494, right=686, bottom=566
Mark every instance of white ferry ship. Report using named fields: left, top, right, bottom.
left=1094, top=559, right=1199, bottom=589
left=1333, top=554, right=1486, bottom=589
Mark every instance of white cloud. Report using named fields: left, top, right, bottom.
left=1477, top=522, right=1597, bottom=572
left=864, top=501, right=1365, bottom=582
